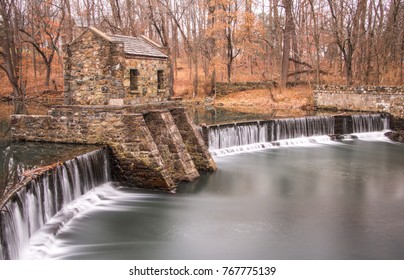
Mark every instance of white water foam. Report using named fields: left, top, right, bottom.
left=211, top=135, right=335, bottom=156
left=272, top=135, right=333, bottom=147
left=0, top=148, right=110, bottom=260
left=210, top=132, right=391, bottom=156
left=210, top=142, right=274, bottom=156
left=20, top=183, right=122, bottom=260
left=352, top=130, right=391, bottom=141
left=341, top=130, right=391, bottom=141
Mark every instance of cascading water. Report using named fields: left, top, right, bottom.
left=208, top=121, right=268, bottom=150
left=208, top=121, right=273, bottom=155
left=352, top=113, right=390, bottom=133
left=208, top=116, right=336, bottom=155
left=207, top=114, right=390, bottom=155
left=0, top=148, right=110, bottom=260
left=270, top=116, right=335, bottom=141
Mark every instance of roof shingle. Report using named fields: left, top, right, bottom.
left=108, top=33, right=168, bottom=59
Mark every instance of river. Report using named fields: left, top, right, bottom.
left=22, top=137, right=404, bottom=260
left=2, top=101, right=404, bottom=260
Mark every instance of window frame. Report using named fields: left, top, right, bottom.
left=157, top=70, right=165, bottom=91
left=129, top=68, right=140, bottom=92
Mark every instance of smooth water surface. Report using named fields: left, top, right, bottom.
left=0, top=142, right=101, bottom=199
left=188, top=106, right=312, bottom=125
left=39, top=139, right=404, bottom=260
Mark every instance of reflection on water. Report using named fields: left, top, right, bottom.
left=0, top=102, right=100, bottom=199
left=0, top=142, right=101, bottom=199
left=188, top=106, right=313, bottom=125
left=0, top=102, right=312, bottom=196
left=3, top=100, right=404, bottom=259
left=38, top=140, right=404, bottom=260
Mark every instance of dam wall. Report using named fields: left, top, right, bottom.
left=314, top=85, right=404, bottom=122
left=10, top=106, right=217, bottom=191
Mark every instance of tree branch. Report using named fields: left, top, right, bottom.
left=288, top=57, right=314, bottom=69
left=287, top=69, right=328, bottom=77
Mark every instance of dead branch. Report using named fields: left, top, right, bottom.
left=21, top=162, right=62, bottom=179
left=288, top=69, right=328, bottom=77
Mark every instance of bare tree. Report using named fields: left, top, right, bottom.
left=327, top=0, right=367, bottom=85
left=308, top=0, right=322, bottom=84
left=280, top=0, right=293, bottom=88
left=0, top=0, right=26, bottom=112
left=146, top=0, right=174, bottom=96
left=19, top=0, right=66, bottom=87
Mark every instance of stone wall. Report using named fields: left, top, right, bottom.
left=170, top=108, right=217, bottom=172
left=123, top=57, right=170, bottom=104
left=144, top=111, right=199, bottom=182
left=10, top=106, right=216, bottom=191
left=314, top=85, right=404, bottom=118
left=63, top=29, right=170, bottom=106
left=64, top=30, right=125, bottom=105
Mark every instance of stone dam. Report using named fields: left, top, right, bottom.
left=2, top=103, right=402, bottom=260
left=3, top=85, right=404, bottom=260
left=10, top=105, right=217, bottom=192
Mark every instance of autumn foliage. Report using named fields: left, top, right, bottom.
left=1, top=0, right=404, bottom=102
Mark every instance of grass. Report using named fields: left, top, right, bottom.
left=1, top=55, right=315, bottom=110
left=213, top=86, right=314, bottom=113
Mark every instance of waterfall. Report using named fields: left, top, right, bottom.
left=352, top=113, right=390, bottom=133
left=0, top=148, right=110, bottom=260
left=207, top=114, right=392, bottom=155
left=208, top=116, right=335, bottom=153
left=208, top=121, right=268, bottom=150
left=270, top=116, right=335, bottom=141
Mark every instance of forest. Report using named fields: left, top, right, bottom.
left=1, top=0, right=404, bottom=101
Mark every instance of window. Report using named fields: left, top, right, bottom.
left=157, top=70, right=165, bottom=90
left=130, top=69, right=139, bottom=91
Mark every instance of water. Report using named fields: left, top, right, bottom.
left=208, top=122, right=268, bottom=150
left=352, top=114, right=390, bottom=133
left=208, top=116, right=336, bottom=151
left=0, top=142, right=101, bottom=198
left=208, top=114, right=388, bottom=153
left=2, top=112, right=403, bottom=260
left=0, top=148, right=110, bottom=259
left=189, top=106, right=312, bottom=126
left=13, top=136, right=404, bottom=260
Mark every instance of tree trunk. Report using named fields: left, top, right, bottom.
left=45, top=62, right=51, bottom=87
left=227, top=27, right=233, bottom=83
left=308, top=0, right=321, bottom=84
left=0, top=0, right=26, bottom=113
left=210, top=69, right=217, bottom=97
left=281, top=0, right=293, bottom=88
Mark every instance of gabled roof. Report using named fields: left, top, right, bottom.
left=73, top=27, right=168, bottom=59
left=108, top=34, right=168, bottom=58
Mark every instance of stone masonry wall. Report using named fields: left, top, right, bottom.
left=144, top=110, right=199, bottom=182
left=10, top=106, right=215, bottom=191
left=170, top=108, right=217, bottom=172
left=123, top=57, right=170, bottom=105
left=64, top=29, right=170, bottom=106
left=314, top=85, right=404, bottom=118
left=64, top=30, right=126, bottom=105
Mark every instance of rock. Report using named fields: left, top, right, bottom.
left=386, top=130, right=404, bottom=143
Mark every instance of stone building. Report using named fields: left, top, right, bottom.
left=63, top=27, right=171, bottom=105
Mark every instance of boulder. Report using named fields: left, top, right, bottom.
left=385, top=130, right=404, bottom=143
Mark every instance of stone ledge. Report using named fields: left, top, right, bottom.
left=314, top=85, right=404, bottom=119
left=11, top=106, right=216, bottom=191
